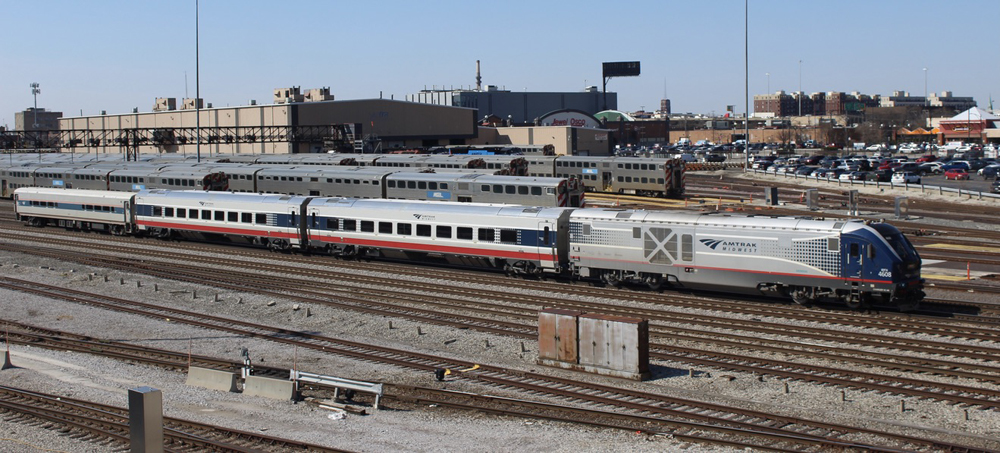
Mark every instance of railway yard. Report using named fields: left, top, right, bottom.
left=1, top=166, right=1000, bottom=452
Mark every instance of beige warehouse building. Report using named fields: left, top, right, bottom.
left=56, top=87, right=612, bottom=156
left=60, top=88, right=479, bottom=155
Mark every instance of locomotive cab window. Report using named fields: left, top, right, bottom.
left=850, top=243, right=860, bottom=257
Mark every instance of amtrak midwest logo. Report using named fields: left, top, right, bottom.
left=700, top=238, right=758, bottom=253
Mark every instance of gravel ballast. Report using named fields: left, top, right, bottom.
left=1, top=217, right=999, bottom=451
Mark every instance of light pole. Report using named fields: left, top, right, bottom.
left=923, top=67, right=928, bottom=129
left=30, top=82, right=41, bottom=129
left=195, top=0, right=201, bottom=162
left=766, top=72, right=770, bottom=115
left=797, top=60, right=802, bottom=117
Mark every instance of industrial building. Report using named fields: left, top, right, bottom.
left=59, top=87, right=479, bottom=155
left=407, top=86, right=613, bottom=125
left=15, top=108, right=62, bottom=131
left=45, top=85, right=614, bottom=157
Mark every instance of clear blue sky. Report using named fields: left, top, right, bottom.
left=2, top=0, right=998, bottom=127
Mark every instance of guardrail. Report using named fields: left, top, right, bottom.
left=746, top=169, right=1000, bottom=202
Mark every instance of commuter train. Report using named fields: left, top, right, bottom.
left=338, top=154, right=687, bottom=198
left=0, top=163, right=228, bottom=197
left=206, top=153, right=687, bottom=198
left=14, top=187, right=925, bottom=311
left=0, top=162, right=584, bottom=207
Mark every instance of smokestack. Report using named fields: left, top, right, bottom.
left=476, top=60, right=482, bottom=92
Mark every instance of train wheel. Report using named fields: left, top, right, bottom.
left=29, top=217, right=44, bottom=227
left=788, top=287, right=814, bottom=306
left=644, top=275, right=664, bottom=291
left=844, top=293, right=868, bottom=310
left=601, top=272, right=622, bottom=288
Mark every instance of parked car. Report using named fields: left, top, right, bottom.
left=839, top=171, right=866, bottom=181
left=891, top=171, right=921, bottom=184
left=868, top=170, right=893, bottom=182
left=978, top=164, right=1000, bottom=179
left=940, top=162, right=970, bottom=172
left=803, top=155, right=824, bottom=165
left=916, top=154, right=937, bottom=163
left=917, top=162, right=943, bottom=175
left=992, top=179, right=1000, bottom=194
left=703, top=154, right=726, bottom=162
left=795, top=166, right=817, bottom=176
left=944, top=168, right=970, bottom=180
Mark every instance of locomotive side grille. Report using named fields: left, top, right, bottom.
left=644, top=227, right=676, bottom=265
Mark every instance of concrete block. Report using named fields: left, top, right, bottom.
left=185, top=366, right=238, bottom=393
left=243, top=375, right=295, bottom=400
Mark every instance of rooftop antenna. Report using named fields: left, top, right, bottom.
left=476, top=60, right=482, bottom=91
left=185, top=71, right=189, bottom=98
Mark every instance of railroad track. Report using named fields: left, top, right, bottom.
left=0, top=385, right=348, bottom=452
left=5, top=230, right=1000, bottom=357
left=0, top=319, right=949, bottom=452
left=0, top=277, right=988, bottom=452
